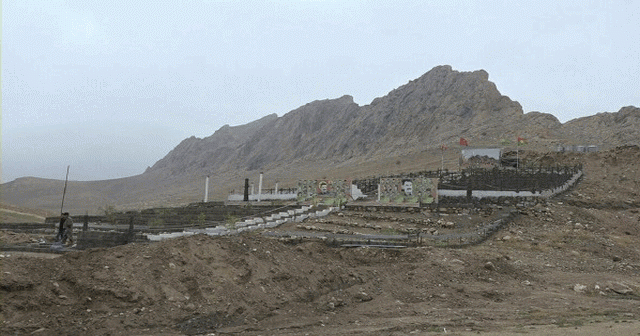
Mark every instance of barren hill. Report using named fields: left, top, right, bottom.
left=1, top=66, right=639, bottom=214
left=146, top=65, right=527, bottom=175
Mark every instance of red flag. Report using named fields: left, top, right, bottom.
left=517, top=137, right=526, bottom=146
left=459, top=138, right=469, bottom=146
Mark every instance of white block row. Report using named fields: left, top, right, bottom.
left=144, top=205, right=339, bottom=242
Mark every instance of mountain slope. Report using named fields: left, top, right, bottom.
left=2, top=66, right=639, bottom=213
left=145, top=65, right=529, bottom=175
left=561, top=106, right=640, bottom=145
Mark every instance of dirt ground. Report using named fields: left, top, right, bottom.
left=1, top=146, right=640, bottom=336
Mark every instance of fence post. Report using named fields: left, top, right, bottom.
left=128, top=215, right=135, bottom=243
left=83, top=212, right=89, bottom=232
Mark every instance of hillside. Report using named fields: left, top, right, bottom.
left=1, top=65, right=639, bottom=214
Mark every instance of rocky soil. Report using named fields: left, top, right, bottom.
left=1, top=147, right=640, bottom=335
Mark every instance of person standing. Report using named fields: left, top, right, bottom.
left=60, top=212, right=74, bottom=246
left=56, top=214, right=65, bottom=242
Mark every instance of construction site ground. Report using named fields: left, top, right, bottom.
left=1, top=146, right=640, bottom=335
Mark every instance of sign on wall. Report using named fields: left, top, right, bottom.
left=379, top=177, right=438, bottom=204
left=297, top=179, right=352, bottom=204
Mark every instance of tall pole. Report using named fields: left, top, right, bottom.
left=440, top=145, right=446, bottom=171
left=204, top=176, right=209, bottom=203
left=60, top=165, right=70, bottom=214
left=257, top=172, right=263, bottom=202
left=516, top=144, right=520, bottom=171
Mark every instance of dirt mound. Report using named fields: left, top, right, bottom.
left=3, top=226, right=640, bottom=335
left=519, top=145, right=640, bottom=206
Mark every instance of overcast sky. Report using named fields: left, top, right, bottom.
left=3, top=0, right=639, bottom=182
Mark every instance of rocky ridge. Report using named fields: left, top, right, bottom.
left=1, top=65, right=639, bottom=213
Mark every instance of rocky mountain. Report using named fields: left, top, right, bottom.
left=149, top=113, right=279, bottom=175
left=561, top=106, right=640, bottom=146
left=143, top=65, right=638, bottom=178
left=2, top=65, right=639, bottom=214
left=145, top=66, right=528, bottom=176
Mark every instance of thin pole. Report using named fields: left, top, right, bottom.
left=60, top=165, right=70, bottom=214
left=257, top=172, right=263, bottom=202
left=516, top=145, right=520, bottom=171
left=440, top=145, right=446, bottom=171
left=204, top=176, right=210, bottom=203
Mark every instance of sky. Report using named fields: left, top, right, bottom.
left=2, top=0, right=639, bottom=183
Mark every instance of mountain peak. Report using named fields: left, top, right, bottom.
left=4, top=66, right=639, bottom=212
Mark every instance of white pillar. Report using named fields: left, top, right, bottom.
left=275, top=181, right=279, bottom=195
left=204, top=176, right=209, bottom=203
left=258, top=172, right=264, bottom=202
left=251, top=183, right=255, bottom=195
left=378, top=183, right=381, bottom=202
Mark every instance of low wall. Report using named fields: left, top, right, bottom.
left=144, top=205, right=335, bottom=242
left=227, top=193, right=297, bottom=201
left=46, top=203, right=299, bottom=228
left=438, top=170, right=582, bottom=201
left=77, top=231, right=148, bottom=250
left=541, top=170, right=583, bottom=197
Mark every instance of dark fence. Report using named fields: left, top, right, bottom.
left=29, top=203, right=302, bottom=250
left=77, top=231, right=148, bottom=249
left=438, top=166, right=582, bottom=192
left=45, top=203, right=299, bottom=229
left=353, top=165, right=582, bottom=197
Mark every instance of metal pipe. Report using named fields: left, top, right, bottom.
left=204, top=176, right=210, bottom=203
left=258, top=172, right=263, bottom=202
left=243, top=178, right=250, bottom=201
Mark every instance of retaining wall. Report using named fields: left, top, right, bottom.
left=144, top=205, right=338, bottom=242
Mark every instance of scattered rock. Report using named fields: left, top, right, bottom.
left=608, top=282, right=634, bottom=295
left=573, top=284, right=587, bottom=293
left=484, top=262, right=496, bottom=271
left=327, top=297, right=345, bottom=310
left=354, top=292, right=373, bottom=302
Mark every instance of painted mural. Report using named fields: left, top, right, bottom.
left=378, top=177, right=438, bottom=204
left=297, top=179, right=352, bottom=205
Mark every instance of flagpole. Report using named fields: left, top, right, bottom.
left=516, top=145, right=519, bottom=171
left=60, top=165, right=70, bottom=214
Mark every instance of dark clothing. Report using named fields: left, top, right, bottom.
left=61, top=216, right=74, bottom=245
left=56, top=217, right=65, bottom=241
